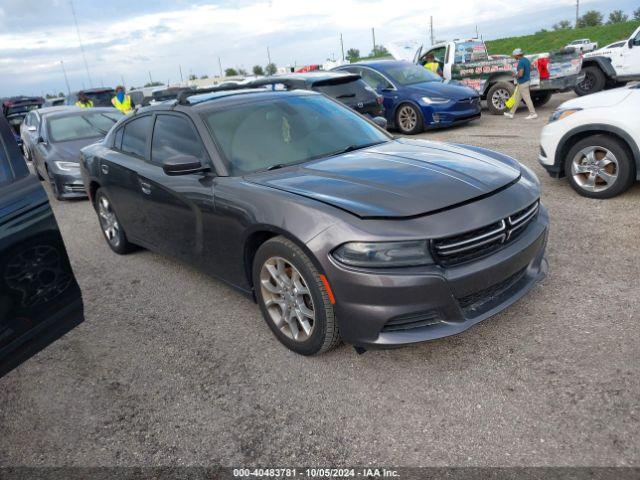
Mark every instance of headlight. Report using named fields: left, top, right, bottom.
left=54, top=161, right=80, bottom=171
left=421, top=96, right=450, bottom=105
left=332, top=240, right=433, bottom=268
left=548, top=108, right=582, bottom=123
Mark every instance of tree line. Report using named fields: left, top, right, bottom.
left=543, top=6, right=640, bottom=33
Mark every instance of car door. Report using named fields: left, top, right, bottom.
left=620, top=30, right=640, bottom=76
left=136, top=112, right=217, bottom=264
left=0, top=115, right=84, bottom=378
left=98, top=115, right=153, bottom=243
left=31, top=117, right=51, bottom=180
left=357, top=67, right=399, bottom=123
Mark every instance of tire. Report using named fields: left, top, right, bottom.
left=486, top=82, right=515, bottom=115
left=252, top=236, right=340, bottom=355
left=394, top=103, right=423, bottom=135
left=532, top=91, right=552, bottom=107
left=94, top=188, right=136, bottom=254
left=574, top=66, right=606, bottom=96
left=564, top=135, right=635, bottom=199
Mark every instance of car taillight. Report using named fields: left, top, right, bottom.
left=376, top=96, right=383, bottom=105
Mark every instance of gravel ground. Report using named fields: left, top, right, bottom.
left=1, top=92, right=638, bottom=467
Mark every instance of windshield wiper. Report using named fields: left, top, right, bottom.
left=266, top=163, right=289, bottom=171
left=336, top=94, right=356, bottom=99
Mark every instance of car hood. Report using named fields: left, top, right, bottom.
left=247, top=139, right=521, bottom=218
left=560, top=87, right=634, bottom=109
left=50, top=137, right=103, bottom=161
left=404, top=81, right=477, bottom=99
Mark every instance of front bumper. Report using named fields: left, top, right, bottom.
left=51, top=172, right=87, bottom=199
left=322, top=205, right=549, bottom=348
left=538, top=120, right=566, bottom=177
left=422, top=101, right=482, bottom=128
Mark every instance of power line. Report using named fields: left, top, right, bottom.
left=69, top=0, right=93, bottom=88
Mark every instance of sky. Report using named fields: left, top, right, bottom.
left=0, top=0, right=637, bottom=97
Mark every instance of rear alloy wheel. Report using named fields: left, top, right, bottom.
left=395, top=104, right=423, bottom=135
left=532, top=92, right=552, bottom=107
left=95, top=189, right=136, bottom=254
left=253, top=236, right=340, bottom=355
left=487, top=82, right=514, bottom=115
left=565, top=135, right=635, bottom=199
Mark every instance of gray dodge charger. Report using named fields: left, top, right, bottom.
left=80, top=88, right=548, bottom=355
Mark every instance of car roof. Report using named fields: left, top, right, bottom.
left=37, top=106, right=75, bottom=115
left=271, top=71, right=359, bottom=84
left=347, top=59, right=410, bottom=70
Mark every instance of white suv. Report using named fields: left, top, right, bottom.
left=539, top=84, right=640, bottom=198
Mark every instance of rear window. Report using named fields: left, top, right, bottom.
left=49, top=112, right=122, bottom=142
left=313, top=79, right=374, bottom=102
left=85, top=91, right=115, bottom=107
left=5, top=104, right=40, bottom=116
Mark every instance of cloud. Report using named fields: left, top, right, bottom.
left=0, top=0, right=635, bottom=95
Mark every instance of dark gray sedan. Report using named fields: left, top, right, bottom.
left=32, top=108, right=122, bottom=200
left=80, top=89, right=548, bottom=355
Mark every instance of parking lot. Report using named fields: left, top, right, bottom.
left=1, top=92, right=639, bottom=467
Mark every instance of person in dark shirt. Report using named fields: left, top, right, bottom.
left=504, top=48, right=537, bottom=120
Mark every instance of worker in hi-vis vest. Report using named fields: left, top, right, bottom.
left=75, top=92, right=93, bottom=108
left=423, top=53, right=442, bottom=77
left=111, top=86, right=134, bottom=114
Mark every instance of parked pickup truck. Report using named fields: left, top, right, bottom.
left=389, top=38, right=583, bottom=114
left=574, top=26, right=640, bottom=96
left=565, top=38, right=598, bottom=53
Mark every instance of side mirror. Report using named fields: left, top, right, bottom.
left=27, top=126, right=37, bottom=132
left=37, top=136, right=46, bottom=144
left=629, top=39, right=634, bottom=49
left=372, top=116, right=388, bottom=129
left=162, top=155, right=210, bottom=176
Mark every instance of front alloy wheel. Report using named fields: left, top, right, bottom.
left=395, top=104, right=422, bottom=135
left=253, top=236, right=340, bottom=355
left=570, top=146, right=618, bottom=194
left=260, top=256, right=315, bottom=342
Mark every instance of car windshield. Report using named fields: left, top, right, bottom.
left=203, top=94, right=390, bottom=175
left=49, top=112, right=122, bottom=142
left=382, top=63, right=441, bottom=85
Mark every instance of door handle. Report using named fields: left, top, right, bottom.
left=140, top=181, right=151, bottom=195
left=101, top=164, right=109, bottom=174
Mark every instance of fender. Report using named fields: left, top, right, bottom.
left=581, top=56, right=617, bottom=79
left=481, top=74, right=514, bottom=97
left=555, top=124, right=640, bottom=179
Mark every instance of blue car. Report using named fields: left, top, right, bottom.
left=334, top=60, right=481, bottom=134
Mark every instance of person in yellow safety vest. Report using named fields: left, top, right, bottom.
left=111, top=86, right=134, bottom=114
left=75, top=91, right=93, bottom=108
left=423, top=53, right=442, bottom=77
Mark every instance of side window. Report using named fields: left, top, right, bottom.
left=360, top=69, right=390, bottom=90
left=0, top=148, right=13, bottom=185
left=113, top=127, right=124, bottom=150
left=634, top=31, right=640, bottom=46
left=151, top=115, right=207, bottom=165
left=121, top=116, right=152, bottom=158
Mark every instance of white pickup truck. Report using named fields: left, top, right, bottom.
left=565, top=38, right=598, bottom=53
left=389, top=38, right=583, bottom=114
left=575, top=26, right=640, bottom=96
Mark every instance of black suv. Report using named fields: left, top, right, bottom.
left=0, top=115, right=84, bottom=377
left=2, top=96, right=45, bottom=148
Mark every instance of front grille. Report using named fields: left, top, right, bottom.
left=457, top=267, right=528, bottom=316
left=381, top=310, right=442, bottom=333
left=64, top=184, right=86, bottom=193
left=432, top=200, right=539, bottom=266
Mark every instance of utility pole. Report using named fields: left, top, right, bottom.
left=475, top=25, right=479, bottom=38
left=430, top=16, right=434, bottom=46
left=371, top=28, right=376, bottom=53
left=267, top=46, right=272, bottom=65
left=121, top=75, right=125, bottom=87
left=148, top=71, right=153, bottom=84
left=340, top=33, right=345, bottom=61
left=575, top=0, right=580, bottom=27
left=218, top=57, right=223, bottom=77
left=60, top=61, right=71, bottom=96
left=179, top=65, right=184, bottom=84
left=69, top=0, right=93, bottom=88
